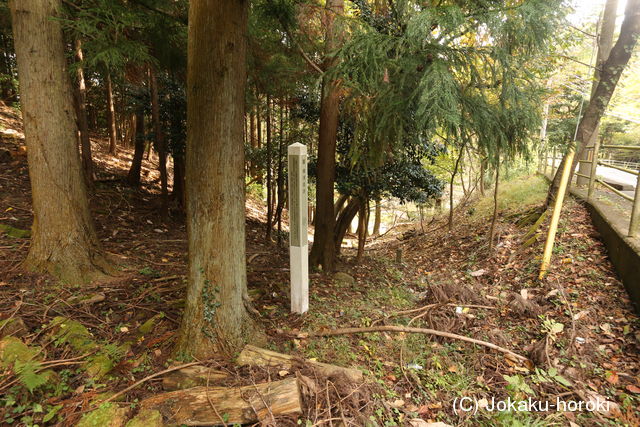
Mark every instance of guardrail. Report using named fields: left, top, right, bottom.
left=599, top=158, right=640, bottom=170
left=538, top=142, right=640, bottom=238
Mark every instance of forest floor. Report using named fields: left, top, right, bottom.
left=1, top=103, right=640, bottom=426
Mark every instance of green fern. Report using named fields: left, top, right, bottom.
left=13, top=359, right=47, bottom=393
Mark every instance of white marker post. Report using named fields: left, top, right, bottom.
left=288, top=143, right=309, bottom=314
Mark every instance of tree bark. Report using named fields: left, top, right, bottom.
left=334, top=196, right=360, bottom=255
left=489, top=158, right=500, bottom=250
left=479, top=158, right=486, bottom=196
left=237, top=345, right=363, bottom=382
left=127, top=107, right=145, bottom=186
left=150, top=68, right=168, bottom=215
left=172, top=153, right=186, bottom=209
left=356, top=197, right=367, bottom=261
left=176, top=0, right=257, bottom=358
left=106, top=73, right=118, bottom=155
left=9, top=0, right=111, bottom=284
left=373, top=199, right=381, bottom=235
left=549, top=0, right=640, bottom=202
left=265, top=95, right=273, bottom=241
left=309, top=0, right=343, bottom=271
left=72, top=39, right=94, bottom=187
left=448, top=145, right=465, bottom=230
left=576, top=0, right=618, bottom=186
left=139, top=378, right=302, bottom=425
left=276, top=100, right=286, bottom=246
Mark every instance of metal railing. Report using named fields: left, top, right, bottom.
left=599, top=158, right=640, bottom=171
left=538, top=142, right=640, bottom=238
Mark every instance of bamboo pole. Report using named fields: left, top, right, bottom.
left=539, top=147, right=575, bottom=280
left=587, top=139, right=601, bottom=201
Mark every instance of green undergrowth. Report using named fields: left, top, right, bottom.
left=472, top=174, right=547, bottom=219
left=282, top=174, right=630, bottom=426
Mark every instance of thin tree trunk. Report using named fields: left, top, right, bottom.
left=265, top=95, right=273, bottom=241
left=448, top=145, right=465, bottom=230
left=72, top=39, right=94, bottom=186
left=489, top=158, right=500, bottom=250
left=106, top=73, right=118, bottom=155
left=9, top=0, right=111, bottom=283
left=356, top=197, right=367, bottom=261
left=334, top=193, right=348, bottom=217
left=176, top=0, right=257, bottom=358
left=124, top=113, right=135, bottom=148
left=127, top=107, right=145, bottom=186
left=373, top=199, right=381, bottom=235
left=276, top=100, right=286, bottom=246
left=172, top=153, right=186, bottom=209
left=479, top=158, right=486, bottom=197
left=150, top=68, right=168, bottom=215
left=309, top=0, right=344, bottom=272
left=256, top=95, right=263, bottom=184
left=334, top=197, right=360, bottom=255
left=250, top=105, right=257, bottom=177
left=460, top=158, right=467, bottom=196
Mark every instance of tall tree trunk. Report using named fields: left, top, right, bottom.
left=106, top=73, right=118, bottom=155
left=373, top=199, right=381, bottom=235
left=334, top=193, right=348, bottom=217
left=576, top=0, right=618, bottom=186
left=309, top=0, right=343, bottom=271
left=276, top=100, right=286, bottom=246
left=176, top=0, right=257, bottom=358
left=333, top=197, right=360, bottom=255
left=255, top=95, right=263, bottom=184
left=72, top=39, right=94, bottom=186
left=448, top=145, right=465, bottom=230
left=150, top=68, right=168, bottom=215
left=265, top=95, right=273, bottom=241
left=549, top=0, right=640, bottom=202
left=127, top=108, right=145, bottom=186
left=249, top=105, right=257, bottom=177
left=489, top=158, right=500, bottom=250
left=356, top=197, right=367, bottom=261
left=172, top=153, right=186, bottom=209
left=479, top=158, right=486, bottom=197
left=9, top=0, right=111, bottom=283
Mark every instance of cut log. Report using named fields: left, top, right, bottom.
left=139, top=377, right=302, bottom=425
left=162, top=365, right=229, bottom=391
left=237, top=345, right=363, bottom=383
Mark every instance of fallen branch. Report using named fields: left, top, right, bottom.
left=101, top=361, right=202, bottom=404
left=301, top=326, right=528, bottom=362
left=372, top=303, right=497, bottom=326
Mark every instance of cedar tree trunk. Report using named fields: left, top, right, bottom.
left=309, top=0, right=344, bottom=271
left=127, top=107, right=145, bottom=186
left=9, top=0, right=111, bottom=283
left=73, top=39, right=94, bottom=186
left=106, top=73, right=118, bottom=155
left=176, top=0, right=257, bottom=358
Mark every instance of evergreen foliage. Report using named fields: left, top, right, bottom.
left=334, top=0, right=568, bottom=166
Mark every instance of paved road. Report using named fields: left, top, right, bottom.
left=545, top=161, right=636, bottom=229
left=548, top=159, right=637, bottom=198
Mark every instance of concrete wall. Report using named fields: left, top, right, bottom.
left=568, top=187, right=640, bottom=314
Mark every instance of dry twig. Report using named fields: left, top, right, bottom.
left=302, top=325, right=528, bottom=362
